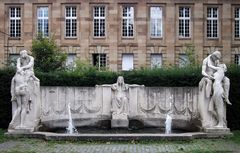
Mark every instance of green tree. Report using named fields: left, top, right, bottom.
left=31, top=36, right=66, bottom=72
left=183, top=43, right=199, bottom=67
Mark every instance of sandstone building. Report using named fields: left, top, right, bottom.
left=0, top=0, right=240, bottom=71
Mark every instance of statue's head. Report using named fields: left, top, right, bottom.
left=20, top=50, right=28, bottom=58
left=117, top=76, right=124, bottom=85
left=211, top=51, right=221, bottom=61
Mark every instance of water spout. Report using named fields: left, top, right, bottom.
left=165, top=114, right=172, bottom=134
left=165, top=95, right=173, bottom=134
left=66, top=103, right=78, bottom=134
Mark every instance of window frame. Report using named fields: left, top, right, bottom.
left=234, top=7, right=240, bottom=39
left=9, top=7, right=21, bottom=38
left=92, top=53, right=107, bottom=70
left=122, top=6, right=134, bottom=38
left=149, top=6, right=163, bottom=38
left=178, top=53, right=189, bottom=68
left=206, top=7, right=219, bottom=39
left=37, top=6, right=49, bottom=37
left=234, top=54, right=240, bottom=65
left=8, top=53, right=20, bottom=67
left=65, top=6, right=77, bottom=38
left=178, top=6, right=191, bottom=38
left=93, top=6, right=106, bottom=38
left=66, top=53, right=77, bottom=68
left=150, top=53, right=163, bottom=69
left=122, top=53, right=134, bottom=71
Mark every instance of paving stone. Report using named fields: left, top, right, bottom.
left=0, top=139, right=240, bottom=153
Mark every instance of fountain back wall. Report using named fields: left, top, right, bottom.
left=40, top=85, right=199, bottom=131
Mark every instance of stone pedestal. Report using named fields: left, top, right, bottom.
left=203, top=127, right=230, bottom=133
left=111, top=113, right=129, bottom=128
left=8, top=127, right=34, bottom=134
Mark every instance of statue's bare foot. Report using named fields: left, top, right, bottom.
left=225, top=98, right=232, bottom=105
left=226, top=101, right=232, bottom=105
left=215, top=124, right=224, bottom=128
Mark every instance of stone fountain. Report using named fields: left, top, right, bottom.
left=6, top=49, right=232, bottom=140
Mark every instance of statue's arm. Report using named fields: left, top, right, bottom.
left=16, top=58, right=21, bottom=71
left=111, top=84, right=117, bottom=90
left=124, top=84, right=129, bottom=90
left=207, top=60, right=219, bottom=71
left=201, top=59, right=210, bottom=78
left=21, top=56, right=34, bottom=70
left=10, top=77, right=15, bottom=101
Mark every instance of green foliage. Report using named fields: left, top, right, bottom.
left=31, top=36, right=67, bottom=72
left=122, top=66, right=201, bottom=87
left=226, top=65, right=240, bottom=130
left=0, top=68, right=15, bottom=129
left=229, top=130, right=240, bottom=144
left=183, top=43, right=199, bottom=66
left=0, top=129, right=7, bottom=143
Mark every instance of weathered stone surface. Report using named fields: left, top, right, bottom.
left=111, top=119, right=129, bottom=128
left=40, top=86, right=199, bottom=130
left=8, top=50, right=40, bottom=133
left=203, top=127, right=230, bottom=133
left=4, top=131, right=233, bottom=142
left=198, top=51, right=231, bottom=129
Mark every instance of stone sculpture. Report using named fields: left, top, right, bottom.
left=199, top=51, right=231, bottom=131
left=111, top=76, right=129, bottom=128
left=8, top=50, right=40, bottom=133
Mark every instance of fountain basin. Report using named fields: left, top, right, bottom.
left=5, top=131, right=232, bottom=141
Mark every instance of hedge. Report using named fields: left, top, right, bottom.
left=0, top=66, right=239, bottom=129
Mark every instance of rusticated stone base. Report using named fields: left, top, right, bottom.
left=111, top=119, right=129, bottom=128
left=8, top=127, right=34, bottom=134
left=203, top=127, right=230, bottom=133
left=111, top=113, right=129, bottom=128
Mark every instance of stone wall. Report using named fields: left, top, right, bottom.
left=40, top=86, right=199, bottom=131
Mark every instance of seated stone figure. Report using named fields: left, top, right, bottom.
left=8, top=50, right=40, bottom=132
left=111, top=76, right=129, bottom=116
left=9, top=70, right=30, bottom=129
left=198, top=51, right=230, bottom=128
left=208, top=63, right=232, bottom=127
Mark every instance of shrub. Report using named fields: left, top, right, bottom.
left=32, top=35, right=67, bottom=72
left=0, top=68, right=15, bottom=129
left=226, top=65, right=240, bottom=130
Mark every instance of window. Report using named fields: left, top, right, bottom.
left=207, top=7, right=218, bottom=38
left=235, top=8, right=240, bottom=38
left=93, top=6, right=105, bottom=37
left=179, top=54, right=189, bottom=67
left=150, top=7, right=162, bottom=37
left=179, top=7, right=190, bottom=38
left=66, top=53, right=76, bottom=69
left=151, top=54, right=162, bottom=68
left=93, top=54, right=106, bottom=70
left=122, top=54, right=134, bottom=71
left=122, top=6, right=134, bottom=37
left=8, top=54, right=20, bottom=67
left=37, top=7, right=49, bottom=37
left=65, top=6, right=77, bottom=38
left=235, top=54, right=240, bottom=65
left=9, top=7, right=21, bottom=38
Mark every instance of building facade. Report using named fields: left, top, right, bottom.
left=0, top=0, right=240, bottom=71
